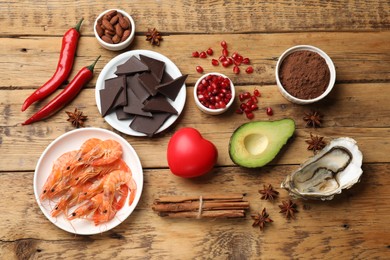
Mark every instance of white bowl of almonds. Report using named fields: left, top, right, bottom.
left=94, top=9, right=135, bottom=51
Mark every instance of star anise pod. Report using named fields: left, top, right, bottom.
left=146, top=28, right=163, bottom=46
left=303, top=110, right=323, bottom=128
left=306, top=133, right=326, bottom=153
left=258, top=184, right=279, bottom=201
left=279, top=200, right=298, bottom=219
left=251, top=208, right=273, bottom=231
left=66, top=108, right=87, bottom=128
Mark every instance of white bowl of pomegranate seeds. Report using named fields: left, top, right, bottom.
left=94, top=9, right=135, bottom=51
left=194, top=73, right=235, bottom=115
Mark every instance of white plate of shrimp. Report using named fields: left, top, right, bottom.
left=33, top=127, right=143, bottom=235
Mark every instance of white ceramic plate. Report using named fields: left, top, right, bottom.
left=33, top=128, right=143, bottom=235
left=95, top=50, right=186, bottom=136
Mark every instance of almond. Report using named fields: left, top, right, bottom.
left=121, top=30, right=131, bottom=42
left=95, top=24, right=104, bottom=37
left=104, top=29, right=115, bottom=36
left=102, top=19, right=114, bottom=31
left=115, top=23, right=123, bottom=38
left=101, top=35, right=113, bottom=44
left=118, top=16, right=129, bottom=30
left=105, top=10, right=117, bottom=20
left=110, top=15, right=119, bottom=25
left=112, top=34, right=121, bottom=44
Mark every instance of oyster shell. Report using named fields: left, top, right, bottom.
left=281, top=137, right=363, bottom=200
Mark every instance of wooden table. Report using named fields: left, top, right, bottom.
left=1, top=1, right=389, bottom=259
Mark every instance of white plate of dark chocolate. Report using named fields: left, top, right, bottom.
left=95, top=50, right=187, bottom=137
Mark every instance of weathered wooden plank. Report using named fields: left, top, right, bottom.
left=1, top=83, right=390, bottom=172
left=1, top=0, right=389, bottom=36
left=0, top=164, right=389, bottom=259
left=1, top=32, right=389, bottom=88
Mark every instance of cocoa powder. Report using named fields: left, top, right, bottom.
left=279, top=50, right=330, bottom=100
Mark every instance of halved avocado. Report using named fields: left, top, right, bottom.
left=229, top=119, right=295, bottom=168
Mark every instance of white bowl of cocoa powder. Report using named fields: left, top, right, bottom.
left=94, top=9, right=135, bottom=51
left=275, top=45, right=336, bottom=105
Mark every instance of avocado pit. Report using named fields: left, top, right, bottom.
left=244, top=134, right=268, bottom=156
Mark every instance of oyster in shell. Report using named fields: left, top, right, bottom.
left=281, top=137, right=363, bottom=200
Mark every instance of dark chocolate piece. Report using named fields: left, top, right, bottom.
left=130, top=113, right=171, bottom=137
left=142, top=95, right=178, bottom=115
left=105, top=76, right=127, bottom=107
left=115, top=56, right=149, bottom=76
left=123, top=87, right=153, bottom=117
left=139, top=54, right=165, bottom=82
left=126, top=74, right=150, bottom=102
left=156, top=74, right=188, bottom=101
left=138, top=72, right=159, bottom=96
left=115, top=108, right=133, bottom=120
left=161, top=71, right=173, bottom=84
left=99, top=86, right=123, bottom=117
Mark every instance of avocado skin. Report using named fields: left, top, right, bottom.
left=229, top=119, right=295, bottom=168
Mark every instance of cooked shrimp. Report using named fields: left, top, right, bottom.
left=74, top=158, right=130, bottom=185
left=67, top=192, right=103, bottom=220
left=97, top=170, right=136, bottom=223
left=76, top=138, right=102, bottom=162
left=40, top=150, right=79, bottom=200
left=51, top=182, right=91, bottom=217
left=80, top=139, right=123, bottom=166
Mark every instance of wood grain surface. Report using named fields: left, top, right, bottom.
left=1, top=0, right=390, bottom=259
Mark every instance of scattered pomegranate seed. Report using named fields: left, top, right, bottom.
left=245, top=66, right=254, bottom=74
left=199, top=51, right=207, bottom=58
left=196, top=66, right=204, bottom=73
left=222, top=48, right=229, bottom=57
left=253, top=89, right=261, bottom=97
left=233, top=66, right=240, bottom=74
left=242, top=58, right=250, bottom=64
left=221, top=40, right=227, bottom=49
left=219, top=55, right=227, bottom=62
left=206, top=48, right=213, bottom=55
left=211, top=59, right=219, bottom=66
left=222, top=61, right=231, bottom=67
left=192, top=51, right=199, bottom=58
left=243, top=92, right=251, bottom=99
left=251, top=96, right=258, bottom=103
left=266, top=107, right=273, bottom=116
left=235, top=108, right=243, bottom=114
left=246, top=112, right=254, bottom=120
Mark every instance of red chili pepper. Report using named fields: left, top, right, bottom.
left=22, top=56, right=100, bottom=125
left=21, top=18, right=84, bottom=112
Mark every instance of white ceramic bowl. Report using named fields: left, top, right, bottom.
left=275, top=45, right=336, bottom=105
left=94, top=9, right=135, bottom=51
left=194, top=72, right=235, bottom=115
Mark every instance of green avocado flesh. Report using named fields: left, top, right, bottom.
left=229, top=119, right=295, bottom=168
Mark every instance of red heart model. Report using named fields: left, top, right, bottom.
left=167, top=127, right=218, bottom=178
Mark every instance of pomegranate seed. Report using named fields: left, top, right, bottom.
left=245, top=66, right=254, bottom=74
left=246, top=112, right=254, bottom=120
left=222, top=61, right=231, bottom=67
left=251, top=104, right=258, bottom=110
left=239, top=93, right=245, bottom=101
left=206, top=48, right=213, bottom=55
left=233, top=66, right=240, bottom=74
left=251, top=96, right=258, bottom=103
left=219, top=55, right=227, bottom=62
left=244, top=107, right=252, bottom=114
left=236, top=108, right=243, bottom=114
left=199, top=51, right=207, bottom=58
left=211, top=59, right=219, bottom=66
left=243, top=92, right=251, bottom=99
left=242, top=58, right=250, bottom=64
left=221, top=40, right=227, bottom=49
left=227, top=57, right=233, bottom=65
left=222, top=48, right=229, bottom=57
left=192, top=51, right=199, bottom=57
left=266, top=107, right=273, bottom=116
left=196, top=66, right=204, bottom=73
left=240, top=103, right=247, bottom=110
left=253, top=89, right=261, bottom=97
left=232, top=52, right=239, bottom=60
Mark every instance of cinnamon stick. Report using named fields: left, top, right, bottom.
left=158, top=210, right=246, bottom=218
left=152, top=194, right=249, bottom=219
